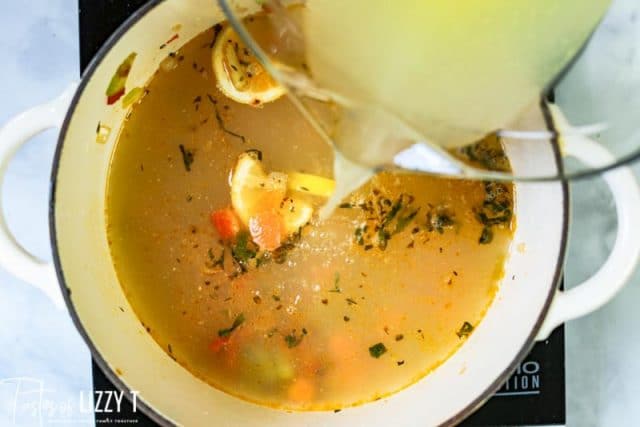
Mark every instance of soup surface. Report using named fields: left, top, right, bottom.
left=106, top=25, right=515, bottom=410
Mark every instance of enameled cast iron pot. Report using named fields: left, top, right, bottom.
left=1, top=1, right=639, bottom=425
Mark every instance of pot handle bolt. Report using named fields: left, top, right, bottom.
left=537, top=107, right=640, bottom=339
left=0, top=83, right=77, bottom=309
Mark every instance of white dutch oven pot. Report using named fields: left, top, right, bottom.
left=1, top=1, right=640, bottom=425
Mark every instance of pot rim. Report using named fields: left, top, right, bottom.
left=48, top=1, right=570, bottom=425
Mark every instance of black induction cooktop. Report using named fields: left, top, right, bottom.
left=81, top=1, right=565, bottom=425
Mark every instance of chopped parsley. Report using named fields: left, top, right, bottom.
left=369, top=342, right=387, bottom=358
left=474, top=181, right=512, bottom=244
left=456, top=321, right=474, bottom=338
left=231, top=231, right=257, bottom=267
left=218, top=313, right=245, bottom=338
left=352, top=193, right=422, bottom=250
left=455, top=134, right=510, bottom=172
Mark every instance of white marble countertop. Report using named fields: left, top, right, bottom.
left=0, top=0, right=639, bottom=426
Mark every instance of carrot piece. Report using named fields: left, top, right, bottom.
left=210, top=208, right=241, bottom=240
left=248, top=211, right=284, bottom=251
left=287, top=377, right=316, bottom=402
left=328, top=334, right=359, bottom=361
left=208, top=336, right=230, bottom=352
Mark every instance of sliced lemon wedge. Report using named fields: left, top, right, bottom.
left=213, top=26, right=285, bottom=106
left=231, top=150, right=287, bottom=225
left=279, top=197, right=314, bottom=234
left=231, top=151, right=313, bottom=236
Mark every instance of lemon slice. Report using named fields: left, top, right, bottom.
left=231, top=151, right=313, bottom=236
left=287, top=172, right=336, bottom=198
left=213, top=26, right=285, bottom=106
left=231, top=151, right=287, bottom=225
left=280, top=197, right=314, bottom=235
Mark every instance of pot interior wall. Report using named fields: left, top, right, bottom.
left=52, top=1, right=567, bottom=425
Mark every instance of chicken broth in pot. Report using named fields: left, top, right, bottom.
left=106, top=21, right=514, bottom=410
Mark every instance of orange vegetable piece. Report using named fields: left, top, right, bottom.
left=328, top=334, right=358, bottom=361
left=208, top=336, right=230, bottom=352
left=210, top=208, right=241, bottom=240
left=287, top=377, right=316, bottom=402
left=248, top=211, right=284, bottom=251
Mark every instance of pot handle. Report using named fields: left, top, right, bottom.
left=0, top=83, right=77, bottom=309
left=537, top=114, right=640, bottom=340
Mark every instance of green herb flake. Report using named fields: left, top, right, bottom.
left=369, top=342, right=387, bottom=358
left=472, top=181, right=513, bottom=245
left=218, top=313, right=245, bottom=338
left=214, top=104, right=246, bottom=143
left=478, top=227, right=493, bottom=244
left=271, top=229, right=300, bottom=264
left=428, top=210, right=455, bottom=234
left=329, top=272, right=342, bottom=293
left=207, top=248, right=225, bottom=268
left=354, top=226, right=365, bottom=245
left=383, top=198, right=403, bottom=225
left=231, top=231, right=257, bottom=265
left=179, top=144, right=194, bottom=171
left=284, top=332, right=304, bottom=348
left=377, top=229, right=391, bottom=250
left=456, top=321, right=474, bottom=338
left=394, top=209, right=419, bottom=234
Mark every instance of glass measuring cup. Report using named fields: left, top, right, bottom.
left=218, top=0, right=640, bottom=183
